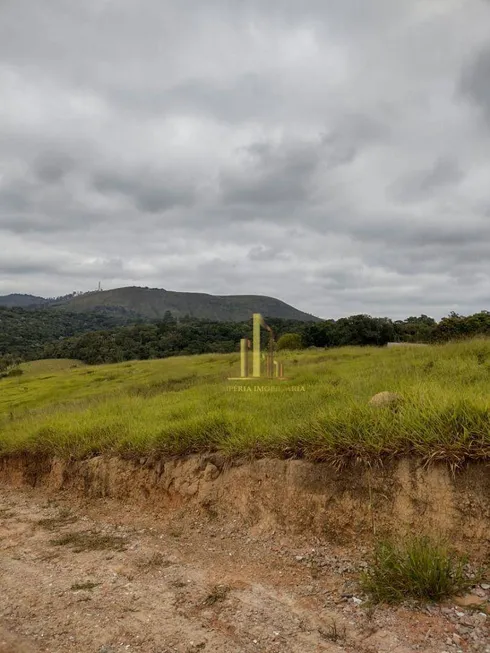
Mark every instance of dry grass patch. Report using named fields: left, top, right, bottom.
left=136, top=552, right=173, bottom=570
left=70, top=581, right=101, bottom=591
left=37, top=508, right=78, bottom=531
left=318, top=620, right=347, bottom=643
left=202, top=585, right=230, bottom=606
left=51, top=530, right=127, bottom=553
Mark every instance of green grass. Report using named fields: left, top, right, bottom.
left=19, top=359, right=86, bottom=376
left=1, top=340, right=490, bottom=464
left=360, top=536, right=471, bottom=603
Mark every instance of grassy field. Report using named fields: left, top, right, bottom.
left=1, top=341, right=490, bottom=464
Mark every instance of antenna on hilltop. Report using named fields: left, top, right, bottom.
left=97, top=281, right=103, bottom=292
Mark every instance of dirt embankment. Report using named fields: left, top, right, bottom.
left=1, top=456, right=489, bottom=653
left=1, top=455, right=489, bottom=555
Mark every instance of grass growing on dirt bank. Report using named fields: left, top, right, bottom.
left=360, top=536, right=472, bottom=603
left=1, top=340, right=490, bottom=464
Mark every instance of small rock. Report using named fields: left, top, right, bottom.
left=368, top=391, right=404, bottom=409
left=454, top=594, right=485, bottom=608
left=295, top=555, right=304, bottom=562
left=481, top=584, right=490, bottom=590
left=456, top=625, right=470, bottom=636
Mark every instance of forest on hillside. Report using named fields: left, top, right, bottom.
left=2, top=306, right=490, bottom=366
left=0, top=307, right=143, bottom=360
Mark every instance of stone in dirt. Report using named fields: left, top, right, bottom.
left=453, top=594, right=486, bottom=608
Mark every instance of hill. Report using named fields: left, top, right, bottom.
left=0, top=293, right=47, bottom=308
left=51, top=286, right=320, bottom=322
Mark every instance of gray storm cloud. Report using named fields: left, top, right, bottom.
left=1, top=0, right=490, bottom=319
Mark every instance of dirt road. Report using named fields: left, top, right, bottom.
left=0, top=487, right=488, bottom=653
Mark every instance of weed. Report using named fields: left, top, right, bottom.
left=202, top=500, right=218, bottom=521
left=70, top=581, right=101, bottom=591
left=39, top=551, right=60, bottom=562
left=51, top=531, right=126, bottom=553
left=360, top=536, right=471, bottom=603
left=136, top=552, right=173, bottom=569
left=319, top=620, right=346, bottom=642
left=202, top=585, right=230, bottom=606
left=37, top=508, right=78, bottom=531
left=362, top=601, right=377, bottom=622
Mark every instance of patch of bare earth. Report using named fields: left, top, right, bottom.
left=0, top=487, right=488, bottom=653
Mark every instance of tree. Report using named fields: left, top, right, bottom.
left=394, top=315, right=436, bottom=343
left=335, top=315, right=395, bottom=346
left=277, top=333, right=303, bottom=351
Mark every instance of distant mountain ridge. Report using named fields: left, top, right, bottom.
left=0, top=286, right=320, bottom=322
left=0, top=293, right=48, bottom=308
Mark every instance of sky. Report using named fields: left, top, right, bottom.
left=1, top=0, right=490, bottom=320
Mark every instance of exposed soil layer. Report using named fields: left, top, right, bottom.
left=1, top=455, right=489, bottom=555
left=1, top=484, right=489, bottom=653
left=0, top=456, right=489, bottom=652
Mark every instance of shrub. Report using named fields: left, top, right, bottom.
left=7, top=368, right=23, bottom=377
left=277, top=333, right=303, bottom=351
left=360, top=536, right=470, bottom=603
left=0, top=367, right=23, bottom=379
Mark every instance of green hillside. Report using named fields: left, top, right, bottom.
left=51, top=286, right=320, bottom=322
left=0, top=307, right=142, bottom=358
left=1, top=340, right=489, bottom=464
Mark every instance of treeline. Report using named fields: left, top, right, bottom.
left=3, top=306, right=490, bottom=366
left=41, top=316, right=307, bottom=365
left=302, top=314, right=435, bottom=348
left=41, top=311, right=490, bottom=365
left=302, top=312, right=490, bottom=347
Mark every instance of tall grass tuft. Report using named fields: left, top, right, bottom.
left=360, top=536, right=471, bottom=603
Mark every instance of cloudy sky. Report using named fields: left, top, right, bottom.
left=1, top=0, right=490, bottom=319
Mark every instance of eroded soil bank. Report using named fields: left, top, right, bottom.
left=1, top=455, right=489, bottom=555
left=1, top=456, right=489, bottom=652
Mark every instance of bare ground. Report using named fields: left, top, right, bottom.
left=0, top=486, right=488, bottom=653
